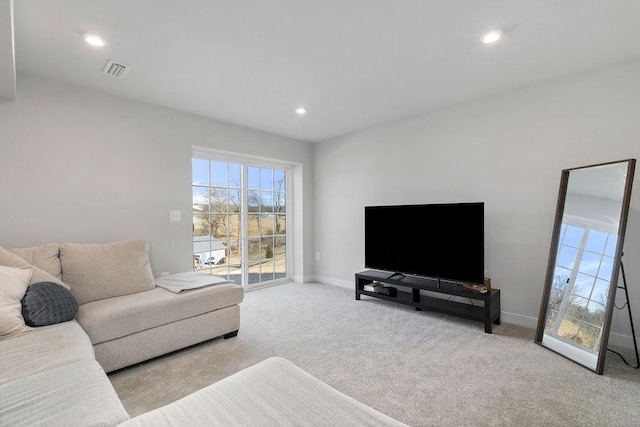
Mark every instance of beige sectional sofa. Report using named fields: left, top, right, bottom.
left=1, top=240, right=405, bottom=426
left=1, top=240, right=244, bottom=373
left=0, top=320, right=130, bottom=426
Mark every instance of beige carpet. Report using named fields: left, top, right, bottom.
left=109, top=282, right=640, bottom=426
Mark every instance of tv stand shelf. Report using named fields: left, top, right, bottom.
left=355, top=270, right=501, bottom=333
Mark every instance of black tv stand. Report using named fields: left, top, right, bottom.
left=386, top=272, right=406, bottom=280
left=355, top=270, right=501, bottom=333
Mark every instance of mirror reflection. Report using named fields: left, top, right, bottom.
left=537, top=160, right=635, bottom=373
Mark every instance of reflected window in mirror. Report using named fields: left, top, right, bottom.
left=544, top=216, right=618, bottom=352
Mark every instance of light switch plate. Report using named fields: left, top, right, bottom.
left=169, top=210, right=181, bottom=222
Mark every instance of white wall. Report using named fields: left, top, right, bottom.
left=0, top=73, right=314, bottom=282
left=313, top=58, right=640, bottom=345
left=0, top=0, right=16, bottom=103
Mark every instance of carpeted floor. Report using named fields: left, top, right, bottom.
left=109, top=282, right=640, bottom=426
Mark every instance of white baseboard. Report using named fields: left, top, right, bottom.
left=500, top=311, right=538, bottom=329
left=313, top=276, right=352, bottom=289
left=608, top=331, right=638, bottom=350
left=293, top=275, right=315, bottom=284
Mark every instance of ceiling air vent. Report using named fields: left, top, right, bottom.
left=102, top=60, right=131, bottom=79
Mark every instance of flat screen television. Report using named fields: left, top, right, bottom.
left=364, top=202, right=484, bottom=284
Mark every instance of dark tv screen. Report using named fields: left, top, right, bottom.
left=364, top=203, right=484, bottom=284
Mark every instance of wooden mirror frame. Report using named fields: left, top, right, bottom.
left=535, top=159, right=636, bottom=375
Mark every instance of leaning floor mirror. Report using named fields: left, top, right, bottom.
left=535, top=159, right=636, bottom=374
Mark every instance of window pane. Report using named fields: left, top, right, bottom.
left=210, top=265, right=228, bottom=280
left=597, top=256, right=613, bottom=281
left=566, top=295, right=588, bottom=320
left=585, top=230, right=607, bottom=253
left=210, top=188, right=228, bottom=213
left=210, top=214, right=227, bottom=240
left=261, top=259, right=275, bottom=282
left=274, top=170, right=286, bottom=192
left=248, top=238, right=261, bottom=261
left=193, top=215, right=209, bottom=237
left=275, top=236, right=286, bottom=257
left=192, top=159, right=209, bottom=186
left=229, top=264, right=242, bottom=284
left=229, top=163, right=241, bottom=188
left=573, top=273, right=595, bottom=299
left=592, top=279, right=610, bottom=304
left=549, top=281, right=566, bottom=311
left=248, top=190, right=260, bottom=212
left=545, top=310, right=559, bottom=332
left=274, top=197, right=285, bottom=213
left=553, top=266, right=571, bottom=287
left=563, top=225, right=584, bottom=248
left=604, top=234, right=618, bottom=257
left=210, top=161, right=227, bottom=186
left=260, top=191, right=273, bottom=212
left=229, top=189, right=242, bottom=213
left=248, top=214, right=260, bottom=237
left=228, top=240, right=241, bottom=265
left=578, top=251, right=601, bottom=276
left=276, top=215, right=286, bottom=235
left=260, top=168, right=273, bottom=190
left=228, top=215, right=241, bottom=239
left=577, top=323, right=600, bottom=350
left=193, top=236, right=223, bottom=267
left=275, top=193, right=286, bottom=213
left=275, top=254, right=286, bottom=279
left=556, top=245, right=578, bottom=270
left=260, top=214, right=275, bottom=236
left=192, top=187, right=209, bottom=212
left=248, top=265, right=261, bottom=284
left=261, top=237, right=274, bottom=260
left=558, top=316, right=579, bottom=342
left=584, top=301, right=606, bottom=327
left=248, top=167, right=260, bottom=189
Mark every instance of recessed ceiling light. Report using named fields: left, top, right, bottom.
left=82, top=32, right=106, bottom=47
left=295, top=106, right=307, bottom=115
left=482, top=29, right=503, bottom=44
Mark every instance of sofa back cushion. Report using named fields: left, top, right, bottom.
left=59, top=240, right=155, bottom=305
left=8, top=243, right=62, bottom=279
left=0, top=265, right=33, bottom=336
left=0, top=246, right=69, bottom=290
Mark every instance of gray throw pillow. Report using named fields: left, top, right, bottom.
left=21, top=282, right=79, bottom=326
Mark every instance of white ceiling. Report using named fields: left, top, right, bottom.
left=11, top=0, right=640, bottom=142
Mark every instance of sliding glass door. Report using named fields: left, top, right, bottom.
left=192, top=157, right=290, bottom=289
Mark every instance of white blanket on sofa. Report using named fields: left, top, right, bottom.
left=155, top=272, right=232, bottom=293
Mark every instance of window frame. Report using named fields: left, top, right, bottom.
left=192, top=146, right=293, bottom=290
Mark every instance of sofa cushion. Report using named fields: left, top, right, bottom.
left=0, top=246, right=68, bottom=290
left=0, top=360, right=130, bottom=427
left=0, top=320, right=94, bottom=385
left=76, top=283, right=244, bottom=345
left=21, top=282, right=79, bottom=327
left=119, top=357, right=407, bottom=427
left=8, top=243, right=62, bottom=280
left=59, top=240, right=155, bottom=305
left=0, top=265, right=32, bottom=336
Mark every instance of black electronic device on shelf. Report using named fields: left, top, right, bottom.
left=376, top=286, right=397, bottom=297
